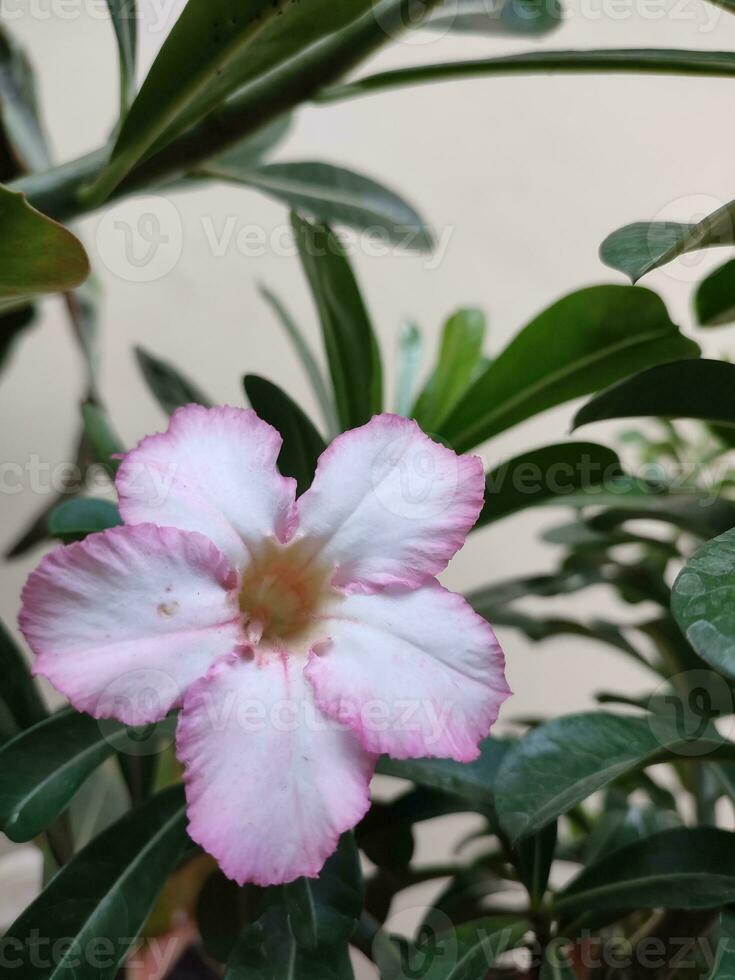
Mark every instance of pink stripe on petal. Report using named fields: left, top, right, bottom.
left=116, top=405, right=298, bottom=569
left=305, top=581, right=511, bottom=762
left=177, top=649, right=375, bottom=886
left=20, top=524, right=242, bottom=726
left=295, top=414, right=484, bottom=592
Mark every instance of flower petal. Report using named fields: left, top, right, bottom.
left=305, top=582, right=510, bottom=762
left=20, top=524, right=242, bottom=725
left=116, top=405, right=298, bottom=568
left=296, top=414, right=484, bottom=591
left=177, top=649, right=375, bottom=886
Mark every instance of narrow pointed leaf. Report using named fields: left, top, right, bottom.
left=709, top=908, right=735, bottom=980
left=0, top=620, right=46, bottom=733
left=105, top=0, right=137, bottom=113
left=601, top=199, right=735, bottom=282
left=412, top=308, right=486, bottom=431
left=555, top=828, right=735, bottom=918
left=418, top=915, right=529, bottom=980
left=5, top=785, right=189, bottom=980
left=202, top=160, right=433, bottom=250
left=0, top=185, right=88, bottom=301
left=292, top=213, right=382, bottom=430
left=135, top=346, right=211, bottom=415
left=0, top=710, right=131, bottom=841
left=439, top=285, right=698, bottom=452
left=0, top=28, right=51, bottom=172
left=494, top=712, right=735, bottom=842
left=258, top=283, right=337, bottom=435
left=672, top=528, right=735, bottom=680
left=574, top=359, right=735, bottom=431
left=47, top=497, right=122, bottom=540
left=428, top=0, right=562, bottom=35
left=244, top=375, right=325, bottom=495
left=395, top=320, right=423, bottom=417
left=477, top=442, right=622, bottom=528
left=82, top=400, right=124, bottom=478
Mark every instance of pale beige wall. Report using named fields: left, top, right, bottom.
left=2, top=2, right=735, bottom=731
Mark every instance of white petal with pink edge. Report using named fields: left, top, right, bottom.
left=305, top=582, right=510, bottom=762
left=295, top=415, right=484, bottom=592
left=116, top=405, right=298, bottom=568
left=20, top=524, right=242, bottom=726
left=177, top=648, right=375, bottom=886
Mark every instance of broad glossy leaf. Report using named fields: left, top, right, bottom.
left=244, top=375, right=325, bottom=495
left=494, top=712, right=735, bottom=842
left=81, top=400, right=124, bottom=478
left=0, top=185, right=88, bottom=301
left=437, top=285, right=698, bottom=452
left=0, top=28, right=50, bottom=173
left=574, top=359, right=735, bottom=430
left=321, top=48, right=735, bottom=103
left=135, top=345, right=211, bottom=415
left=601, top=199, right=735, bottom=282
left=412, top=308, right=486, bottom=431
left=47, top=497, right=122, bottom=540
left=555, top=828, right=735, bottom=919
left=225, top=903, right=354, bottom=980
left=0, top=620, right=46, bottom=733
left=378, top=738, right=512, bottom=805
left=284, top=834, right=362, bottom=949
left=0, top=710, right=126, bottom=841
left=105, top=0, right=137, bottom=112
left=5, top=785, right=189, bottom=979
left=428, top=0, right=562, bottom=35
left=258, top=283, right=337, bottom=435
left=672, top=528, right=735, bottom=680
left=413, top=915, right=529, bottom=980
left=696, top=258, right=735, bottom=326
left=395, top=320, right=423, bottom=417
left=477, top=441, right=622, bottom=528
left=293, top=213, right=382, bottom=430
left=202, top=160, right=433, bottom=250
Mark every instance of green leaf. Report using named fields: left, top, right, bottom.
left=709, top=908, right=735, bottom=980
left=412, top=308, right=486, bottom=431
left=428, top=0, right=562, bottom=35
left=696, top=259, right=735, bottom=326
left=494, top=712, right=735, bottom=843
left=244, top=375, right=326, bottom=495
left=395, top=320, right=423, bottom=417
left=0, top=303, right=36, bottom=374
left=284, top=834, right=363, bottom=950
left=200, top=160, right=433, bottom=250
left=540, top=941, right=577, bottom=980
left=225, top=903, right=354, bottom=980
left=378, top=738, right=512, bottom=806
left=672, top=528, right=735, bottom=681
left=0, top=710, right=123, bottom=842
left=554, top=828, right=735, bottom=919
left=82, top=400, right=124, bottom=478
left=601, top=199, right=735, bottom=282
left=5, top=785, right=189, bottom=979
left=0, top=619, right=46, bottom=733
left=574, top=359, right=735, bottom=431
left=438, top=285, right=698, bottom=452
left=105, top=0, right=137, bottom=114
left=292, top=213, right=382, bottom=430
left=320, top=48, right=735, bottom=103
left=0, top=27, right=51, bottom=172
left=209, top=115, right=292, bottom=172
left=514, top=821, right=557, bottom=911
left=135, top=345, right=211, bottom=415
left=258, top=283, right=337, bottom=436
left=0, top=185, right=88, bottom=302
left=477, top=441, right=622, bottom=528
left=412, top=915, right=529, bottom=980
left=47, top=498, right=122, bottom=540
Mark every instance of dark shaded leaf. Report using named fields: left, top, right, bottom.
left=696, top=258, right=735, bottom=326
left=0, top=27, right=50, bottom=172
left=105, top=0, right=137, bottom=113
left=244, top=375, right=325, bottom=495
left=135, top=346, right=211, bottom=415
left=82, top=400, right=124, bottom=478
left=0, top=619, right=46, bottom=733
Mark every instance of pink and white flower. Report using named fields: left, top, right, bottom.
left=20, top=407, right=510, bottom=886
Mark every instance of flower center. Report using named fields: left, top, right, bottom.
left=238, top=538, right=331, bottom=644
